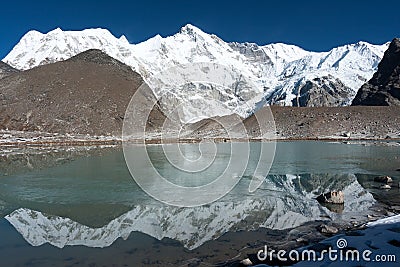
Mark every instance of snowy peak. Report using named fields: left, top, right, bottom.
left=118, top=34, right=129, bottom=44
left=3, top=27, right=134, bottom=70
left=317, top=41, right=388, bottom=71
left=19, top=29, right=44, bottom=44
left=177, top=23, right=223, bottom=45
left=354, top=40, right=389, bottom=57
left=262, top=43, right=311, bottom=62
left=179, top=23, right=206, bottom=36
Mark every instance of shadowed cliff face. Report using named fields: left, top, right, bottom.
left=0, top=49, right=165, bottom=136
left=291, top=76, right=354, bottom=107
left=352, top=38, right=400, bottom=106
left=266, top=75, right=355, bottom=107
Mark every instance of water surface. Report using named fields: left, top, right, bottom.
left=0, top=141, right=399, bottom=266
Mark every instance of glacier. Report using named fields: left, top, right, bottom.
left=2, top=24, right=390, bottom=122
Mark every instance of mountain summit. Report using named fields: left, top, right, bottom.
left=1, top=26, right=390, bottom=120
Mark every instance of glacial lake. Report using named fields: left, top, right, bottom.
left=0, top=141, right=399, bottom=266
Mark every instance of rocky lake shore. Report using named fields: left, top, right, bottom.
left=1, top=106, right=399, bottom=147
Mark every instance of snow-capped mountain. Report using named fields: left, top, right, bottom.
left=2, top=25, right=389, bottom=121
left=5, top=174, right=375, bottom=250
left=4, top=28, right=136, bottom=70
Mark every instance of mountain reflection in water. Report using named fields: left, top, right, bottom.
left=6, top=173, right=374, bottom=250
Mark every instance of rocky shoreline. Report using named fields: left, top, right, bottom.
left=2, top=105, right=399, bottom=147
left=232, top=201, right=400, bottom=267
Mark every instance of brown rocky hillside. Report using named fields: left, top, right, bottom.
left=0, top=49, right=165, bottom=136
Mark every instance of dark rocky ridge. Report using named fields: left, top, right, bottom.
left=268, top=75, right=354, bottom=107
left=0, top=61, right=18, bottom=79
left=291, top=76, right=354, bottom=107
left=352, top=38, right=400, bottom=105
left=0, top=49, right=166, bottom=136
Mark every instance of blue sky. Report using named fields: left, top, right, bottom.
left=1, top=0, right=399, bottom=59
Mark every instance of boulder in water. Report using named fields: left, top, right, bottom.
left=317, top=191, right=344, bottom=204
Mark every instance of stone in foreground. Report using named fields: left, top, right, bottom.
left=316, top=191, right=344, bottom=204
left=374, top=176, right=393, bottom=184
left=318, top=224, right=339, bottom=234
